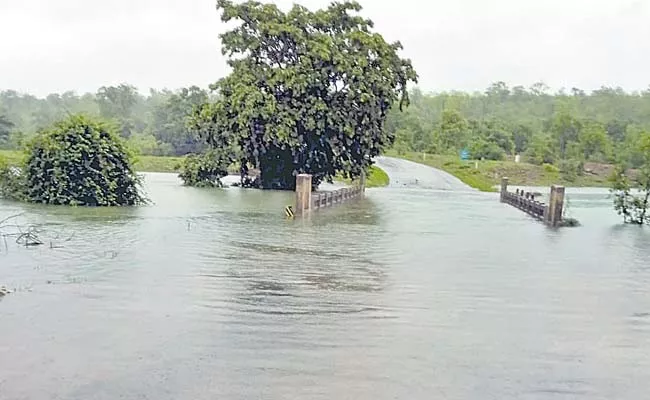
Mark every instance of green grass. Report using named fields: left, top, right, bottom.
left=365, top=165, right=390, bottom=188
left=0, top=150, right=23, bottom=166
left=132, top=155, right=184, bottom=173
left=336, top=165, right=390, bottom=188
left=386, top=150, right=613, bottom=191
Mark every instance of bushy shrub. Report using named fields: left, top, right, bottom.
left=19, top=115, right=146, bottom=206
left=469, top=138, right=505, bottom=160
left=178, top=149, right=232, bottom=188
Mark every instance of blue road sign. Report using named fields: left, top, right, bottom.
left=460, top=148, right=470, bottom=160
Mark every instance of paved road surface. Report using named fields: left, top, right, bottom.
left=375, top=156, right=474, bottom=191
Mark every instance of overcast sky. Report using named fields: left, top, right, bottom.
left=1, top=0, right=649, bottom=97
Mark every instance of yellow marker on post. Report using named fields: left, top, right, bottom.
left=284, top=205, right=295, bottom=218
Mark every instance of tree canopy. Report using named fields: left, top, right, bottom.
left=192, top=0, right=417, bottom=189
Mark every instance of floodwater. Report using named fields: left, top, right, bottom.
left=1, top=170, right=649, bottom=400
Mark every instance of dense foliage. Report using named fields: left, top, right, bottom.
left=610, top=133, right=650, bottom=225
left=4, top=82, right=650, bottom=180
left=5, top=115, right=146, bottom=206
left=387, top=84, right=650, bottom=167
left=0, top=86, right=210, bottom=157
left=185, top=0, right=416, bottom=190
left=178, top=149, right=233, bottom=188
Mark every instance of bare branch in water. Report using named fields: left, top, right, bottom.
left=1, top=214, right=43, bottom=251
left=0, top=212, right=25, bottom=227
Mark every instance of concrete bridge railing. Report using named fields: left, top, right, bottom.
left=500, top=177, right=565, bottom=227
left=293, top=173, right=365, bottom=216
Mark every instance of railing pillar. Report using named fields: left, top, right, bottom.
left=546, top=185, right=565, bottom=227
left=500, top=177, right=509, bottom=203
left=295, top=174, right=312, bottom=216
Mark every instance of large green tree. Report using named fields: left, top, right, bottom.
left=579, top=121, right=611, bottom=161
left=96, top=84, right=143, bottom=138
left=436, top=109, right=468, bottom=152
left=198, top=0, right=417, bottom=189
left=151, top=86, right=209, bottom=155
left=551, top=106, right=582, bottom=159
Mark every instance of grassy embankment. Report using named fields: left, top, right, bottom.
left=386, top=150, right=614, bottom=192
left=1, top=150, right=390, bottom=188
left=365, top=165, right=390, bottom=188
left=337, top=165, right=390, bottom=188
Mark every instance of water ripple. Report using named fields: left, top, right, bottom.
left=1, top=176, right=650, bottom=400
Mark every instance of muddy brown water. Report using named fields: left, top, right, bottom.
left=1, top=171, right=649, bottom=400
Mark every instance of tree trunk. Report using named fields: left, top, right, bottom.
left=259, top=148, right=296, bottom=190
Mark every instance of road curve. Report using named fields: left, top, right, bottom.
left=375, top=156, right=474, bottom=191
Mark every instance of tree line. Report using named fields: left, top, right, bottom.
left=388, top=82, right=650, bottom=168
left=0, top=85, right=212, bottom=156
left=3, top=82, right=650, bottom=168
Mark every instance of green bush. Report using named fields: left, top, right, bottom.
left=178, top=149, right=232, bottom=187
left=469, top=138, right=505, bottom=160
left=18, top=115, right=146, bottom=206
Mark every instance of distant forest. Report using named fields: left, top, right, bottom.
left=2, top=82, right=650, bottom=171
left=0, top=84, right=214, bottom=156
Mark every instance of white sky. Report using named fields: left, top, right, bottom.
left=1, top=0, right=649, bottom=97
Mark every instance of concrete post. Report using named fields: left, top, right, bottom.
left=546, top=185, right=565, bottom=227
left=552, top=185, right=565, bottom=227
left=295, top=174, right=312, bottom=216
left=500, top=177, right=509, bottom=203
left=360, top=170, right=367, bottom=192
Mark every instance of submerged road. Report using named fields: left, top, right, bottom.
left=375, top=156, right=474, bottom=191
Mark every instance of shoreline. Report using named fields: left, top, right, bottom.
left=387, top=151, right=614, bottom=192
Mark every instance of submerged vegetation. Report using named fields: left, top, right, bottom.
left=177, top=149, right=233, bottom=188
left=0, top=115, right=146, bottom=206
left=609, top=133, right=650, bottom=225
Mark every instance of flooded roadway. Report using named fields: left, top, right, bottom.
left=1, top=163, right=649, bottom=400
left=375, top=156, right=473, bottom=191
